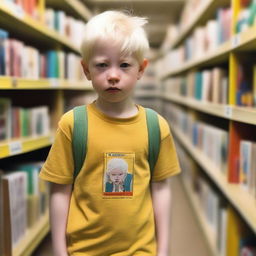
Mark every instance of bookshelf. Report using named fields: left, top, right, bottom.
left=159, top=0, right=256, bottom=254
left=161, top=24, right=256, bottom=79
left=163, top=95, right=256, bottom=125
left=0, top=77, right=93, bottom=90
left=161, top=40, right=231, bottom=79
left=170, top=0, right=230, bottom=49
left=172, top=126, right=256, bottom=234
left=46, top=0, right=92, bottom=21
left=0, top=2, right=80, bottom=53
left=0, top=0, right=93, bottom=255
left=0, top=134, right=54, bottom=159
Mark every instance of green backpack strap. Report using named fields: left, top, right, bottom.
left=72, top=105, right=87, bottom=181
left=145, top=108, right=161, bottom=179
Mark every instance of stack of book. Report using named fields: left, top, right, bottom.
left=236, top=61, right=256, bottom=107
left=1, top=162, right=49, bottom=255
left=0, top=28, right=84, bottom=80
left=4, top=0, right=42, bottom=20
left=177, top=141, right=256, bottom=256
left=235, top=0, right=256, bottom=34
left=0, top=98, right=50, bottom=141
left=239, top=140, right=256, bottom=197
left=163, top=67, right=229, bottom=104
left=44, top=8, right=86, bottom=49
left=164, top=102, right=228, bottom=174
left=157, top=6, right=232, bottom=73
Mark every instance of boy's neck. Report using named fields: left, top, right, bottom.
left=95, top=98, right=138, bottom=118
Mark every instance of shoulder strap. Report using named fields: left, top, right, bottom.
left=145, top=108, right=160, bottom=179
left=72, top=105, right=87, bottom=181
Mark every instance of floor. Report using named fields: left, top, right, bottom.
left=169, top=176, right=211, bottom=256
left=32, top=176, right=211, bottom=256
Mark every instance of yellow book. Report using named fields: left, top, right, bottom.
left=226, top=207, right=240, bottom=256
left=226, top=207, right=250, bottom=256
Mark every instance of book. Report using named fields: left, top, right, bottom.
left=194, top=72, right=202, bottom=100
left=0, top=98, right=12, bottom=141
left=240, top=140, right=253, bottom=192
left=8, top=162, right=44, bottom=227
left=0, top=29, right=9, bottom=76
left=201, top=70, right=212, bottom=102
left=212, top=67, right=224, bottom=103
left=2, top=171, right=27, bottom=252
left=217, top=206, right=228, bottom=256
left=236, top=62, right=253, bottom=107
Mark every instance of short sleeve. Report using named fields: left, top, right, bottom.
left=152, top=116, right=181, bottom=182
left=39, top=112, right=74, bottom=184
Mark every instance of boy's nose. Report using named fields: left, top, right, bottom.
left=107, top=67, right=120, bottom=83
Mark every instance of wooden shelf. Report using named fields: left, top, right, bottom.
left=0, top=77, right=93, bottom=90
left=162, top=25, right=256, bottom=80
left=0, top=134, right=54, bottom=159
left=171, top=0, right=230, bottom=49
left=181, top=177, right=218, bottom=256
left=161, top=40, right=231, bottom=79
left=163, top=94, right=256, bottom=125
left=171, top=126, right=256, bottom=234
left=46, top=0, right=92, bottom=21
left=0, top=2, right=80, bottom=53
left=13, top=212, right=49, bottom=256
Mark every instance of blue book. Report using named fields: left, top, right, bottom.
left=47, top=50, right=58, bottom=78
left=195, top=72, right=202, bottom=100
left=0, top=29, right=9, bottom=75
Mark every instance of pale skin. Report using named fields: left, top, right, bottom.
left=50, top=41, right=172, bottom=256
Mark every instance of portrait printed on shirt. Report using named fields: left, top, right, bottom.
left=103, top=152, right=135, bottom=197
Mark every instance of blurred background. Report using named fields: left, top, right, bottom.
left=1, top=0, right=256, bottom=256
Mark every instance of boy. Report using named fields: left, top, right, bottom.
left=39, top=10, right=181, bottom=256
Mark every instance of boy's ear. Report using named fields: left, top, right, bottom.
left=137, top=58, right=148, bottom=80
left=81, top=60, right=91, bottom=80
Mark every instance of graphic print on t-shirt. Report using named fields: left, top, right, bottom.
left=103, top=152, right=135, bottom=197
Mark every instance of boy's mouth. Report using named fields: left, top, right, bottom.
left=106, top=87, right=121, bottom=93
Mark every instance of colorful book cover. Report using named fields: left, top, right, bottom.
left=0, top=29, right=9, bottom=76
left=217, top=205, right=227, bottom=256
left=194, top=72, right=202, bottom=100
left=240, top=140, right=252, bottom=191
left=2, top=171, right=27, bottom=250
left=47, top=50, right=58, bottom=78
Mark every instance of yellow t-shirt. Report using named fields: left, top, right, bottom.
left=39, top=103, right=181, bottom=256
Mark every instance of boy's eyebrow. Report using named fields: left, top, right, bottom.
left=91, top=57, right=109, bottom=62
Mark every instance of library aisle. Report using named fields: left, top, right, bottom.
left=2, top=0, right=256, bottom=255
left=32, top=176, right=211, bottom=256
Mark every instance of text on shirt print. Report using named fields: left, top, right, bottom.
left=103, top=152, right=135, bottom=198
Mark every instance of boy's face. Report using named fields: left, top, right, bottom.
left=109, top=169, right=126, bottom=185
left=81, top=41, right=148, bottom=104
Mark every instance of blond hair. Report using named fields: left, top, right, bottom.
left=106, top=158, right=128, bottom=174
left=80, top=10, right=149, bottom=63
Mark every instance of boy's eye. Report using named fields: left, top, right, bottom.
left=96, top=63, right=107, bottom=68
left=120, top=63, right=130, bottom=68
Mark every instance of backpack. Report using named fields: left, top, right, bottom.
left=72, top=105, right=160, bottom=182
